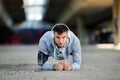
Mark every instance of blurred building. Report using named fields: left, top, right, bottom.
left=0, top=0, right=120, bottom=48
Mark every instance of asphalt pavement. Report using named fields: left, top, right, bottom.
left=0, top=45, right=120, bottom=80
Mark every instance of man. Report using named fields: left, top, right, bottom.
left=38, top=23, right=81, bottom=71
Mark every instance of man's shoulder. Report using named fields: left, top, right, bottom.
left=41, top=31, right=53, bottom=41
left=45, top=31, right=52, bottom=34
left=43, top=31, right=53, bottom=37
left=68, top=31, right=80, bottom=43
left=68, top=31, right=78, bottom=39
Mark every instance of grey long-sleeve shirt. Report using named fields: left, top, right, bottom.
left=38, top=30, right=81, bottom=70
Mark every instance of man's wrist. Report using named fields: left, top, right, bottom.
left=70, top=64, right=73, bottom=70
left=53, top=64, right=56, bottom=70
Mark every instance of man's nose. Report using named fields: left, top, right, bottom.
left=59, top=38, right=63, bottom=42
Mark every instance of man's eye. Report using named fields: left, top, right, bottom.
left=63, top=37, right=66, bottom=39
left=56, top=37, right=60, bottom=39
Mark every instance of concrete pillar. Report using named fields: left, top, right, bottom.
left=113, top=0, right=120, bottom=49
left=77, top=18, right=88, bottom=45
left=0, top=0, right=13, bottom=29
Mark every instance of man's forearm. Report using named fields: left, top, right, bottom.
left=41, top=62, right=54, bottom=70
left=71, top=63, right=81, bottom=70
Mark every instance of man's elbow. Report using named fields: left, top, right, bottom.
left=71, top=63, right=81, bottom=70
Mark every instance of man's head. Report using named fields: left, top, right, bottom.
left=52, top=23, right=69, bottom=47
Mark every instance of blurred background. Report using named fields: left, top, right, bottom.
left=0, top=0, right=116, bottom=46
left=0, top=1, right=120, bottom=80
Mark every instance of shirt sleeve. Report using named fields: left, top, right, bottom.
left=41, top=62, right=54, bottom=70
left=71, top=38, right=82, bottom=70
left=38, top=37, right=48, bottom=55
left=38, top=37, right=54, bottom=70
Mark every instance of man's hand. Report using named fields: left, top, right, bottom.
left=53, top=61, right=72, bottom=71
left=53, top=62, right=63, bottom=71
left=63, top=61, right=72, bottom=71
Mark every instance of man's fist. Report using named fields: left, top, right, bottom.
left=63, top=61, right=72, bottom=71
left=53, top=61, right=72, bottom=71
left=53, top=62, right=63, bottom=71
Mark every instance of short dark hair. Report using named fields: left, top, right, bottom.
left=52, top=24, right=69, bottom=34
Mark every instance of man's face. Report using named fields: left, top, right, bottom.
left=54, top=32, right=68, bottom=47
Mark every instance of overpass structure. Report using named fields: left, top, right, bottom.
left=0, top=0, right=120, bottom=49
